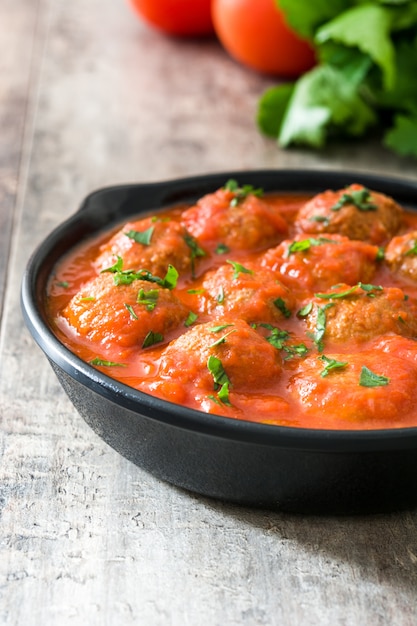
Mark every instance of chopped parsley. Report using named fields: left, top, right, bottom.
left=264, top=326, right=290, bottom=350
left=331, top=188, right=377, bottom=212
left=209, top=329, right=236, bottom=348
left=216, top=285, right=225, bottom=303
left=124, top=303, right=138, bottom=319
left=215, top=243, right=230, bottom=255
left=284, top=343, right=309, bottom=360
left=306, top=303, right=333, bottom=352
left=309, top=215, right=330, bottom=225
left=184, top=233, right=206, bottom=277
left=184, top=311, right=198, bottom=327
left=125, top=226, right=154, bottom=246
left=288, top=237, right=336, bottom=254
left=274, top=297, right=291, bottom=318
left=142, top=331, right=164, bottom=348
left=227, top=260, right=253, bottom=280
left=405, top=241, right=417, bottom=257
left=319, top=355, right=348, bottom=377
left=102, top=257, right=178, bottom=289
left=209, top=324, right=234, bottom=333
left=207, top=355, right=231, bottom=405
left=187, top=288, right=205, bottom=295
left=90, top=358, right=126, bottom=367
left=224, top=179, right=263, bottom=207
left=315, top=283, right=383, bottom=300
left=297, top=302, right=313, bottom=317
left=359, top=366, right=390, bottom=388
left=137, top=288, right=159, bottom=311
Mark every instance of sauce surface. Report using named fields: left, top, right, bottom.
left=47, top=181, right=417, bottom=430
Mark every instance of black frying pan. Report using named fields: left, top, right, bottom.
left=21, top=170, right=417, bottom=514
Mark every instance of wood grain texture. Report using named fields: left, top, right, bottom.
left=1, top=1, right=416, bottom=625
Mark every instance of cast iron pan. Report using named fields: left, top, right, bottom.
left=21, top=170, right=417, bottom=514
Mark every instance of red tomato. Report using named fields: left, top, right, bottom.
left=211, top=0, right=316, bottom=78
left=128, top=0, right=214, bottom=37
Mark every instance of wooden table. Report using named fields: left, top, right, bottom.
left=1, top=1, right=416, bottom=624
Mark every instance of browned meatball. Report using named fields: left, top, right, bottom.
left=95, top=216, right=201, bottom=278
left=60, top=272, right=189, bottom=350
left=181, top=183, right=288, bottom=251
left=288, top=347, right=417, bottom=429
left=157, top=318, right=282, bottom=391
left=261, top=234, right=379, bottom=294
left=301, top=283, right=417, bottom=346
left=385, top=230, right=417, bottom=282
left=199, top=261, right=295, bottom=323
left=295, top=184, right=404, bottom=244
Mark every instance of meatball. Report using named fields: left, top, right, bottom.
left=294, top=184, right=404, bottom=244
left=261, top=234, right=379, bottom=294
left=385, top=230, right=417, bottom=282
left=288, top=348, right=417, bottom=428
left=302, top=283, right=417, bottom=345
left=95, top=216, right=200, bottom=278
left=199, top=261, right=295, bottom=323
left=157, top=318, right=282, bottom=392
left=371, top=334, right=417, bottom=364
left=181, top=184, right=288, bottom=251
left=60, top=272, right=189, bottom=350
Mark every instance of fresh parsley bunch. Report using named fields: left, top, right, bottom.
left=257, top=0, right=417, bottom=158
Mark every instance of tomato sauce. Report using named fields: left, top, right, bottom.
left=46, top=182, right=417, bottom=430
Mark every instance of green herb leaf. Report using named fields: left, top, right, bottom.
left=209, top=324, right=234, bottom=333
left=217, top=382, right=232, bottom=406
left=137, top=288, right=160, bottom=311
left=331, top=188, right=377, bottom=212
left=184, top=311, right=198, bottom=327
left=315, top=285, right=359, bottom=300
left=184, top=233, right=206, bottom=278
left=319, top=355, right=348, bottom=377
left=217, top=285, right=225, bottom=304
left=404, top=241, right=417, bottom=257
left=284, top=343, right=310, bottom=360
left=260, top=0, right=417, bottom=160
left=297, top=302, right=313, bottom=317
left=90, top=358, right=126, bottom=367
left=261, top=326, right=290, bottom=350
left=125, top=303, right=139, bottom=319
left=288, top=237, right=337, bottom=254
left=226, top=260, right=254, bottom=280
left=257, top=83, right=295, bottom=137
left=125, top=226, right=155, bottom=246
left=224, top=179, right=263, bottom=206
left=277, top=65, right=377, bottom=149
left=384, top=113, right=417, bottom=159
left=142, top=331, right=164, bottom=348
left=207, top=355, right=230, bottom=387
left=274, top=297, right=292, bottom=318
left=359, top=366, right=390, bottom=387
left=215, top=243, right=230, bottom=255
left=315, top=4, right=396, bottom=90
left=276, top=0, right=348, bottom=40
left=102, top=258, right=178, bottom=290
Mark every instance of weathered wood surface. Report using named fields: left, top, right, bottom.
left=1, top=1, right=416, bottom=624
